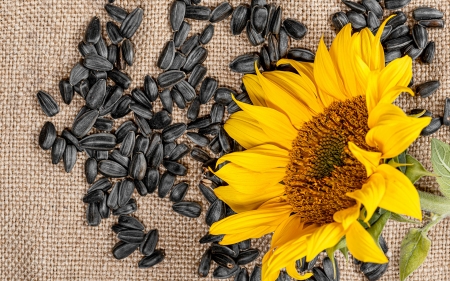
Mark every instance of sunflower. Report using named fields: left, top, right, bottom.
left=208, top=20, right=432, bottom=281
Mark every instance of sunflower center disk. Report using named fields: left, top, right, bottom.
left=284, top=96, right=374, bottom=225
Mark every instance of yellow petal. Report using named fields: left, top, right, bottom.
left=255, top=67, right=313, bottom=128
left=216, top=144, right=290, bottom=172
left=306, top=222, right=345, bottom=261
left=348, top=141, right=381, bottom=177
left=365, top=73, right=380, bottom=114
left=214, top=183, right=285, bottom=213
left=277, top=59, right=316, bottom=90
left=351, top=51, right=371, bottom=94
left=224, top=112, right=283, bottom=150
left=213, top=163, right=285, bottom=194
left=379, top=85, right=414, bottom=105
left=263, top=71, right=323, bottom=114
left=286, top=263, right=313, bottom=280
left=242, top=74, right=267, bottom=107
left=346, top=173, right=386, bottom=222
left=346, top=221, right=388, bottom=263
left=233, top=97, right=298, bottom=148
left=378, top=55, right=412, bottom=95
left=368, top=102, right=408, bottom=128
left=329, top=24, right=358, bottom=98
left=375, top=164, right=422, bottom=220
left=314, top=37, right=346, bottom=105
left=333, top=203, right=361, bottom=230
left=219, top=226, right=274, bottom=245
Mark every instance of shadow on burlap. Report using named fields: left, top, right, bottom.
left=0, top=0, right=449, bottom=280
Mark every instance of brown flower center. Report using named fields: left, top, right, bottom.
left=284, top=96, right=375, bottom=225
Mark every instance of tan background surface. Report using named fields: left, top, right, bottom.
left=0, top=0, right=449, bottom=280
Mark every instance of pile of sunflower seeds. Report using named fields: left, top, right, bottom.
left=332, top=1, right=446, bottom=142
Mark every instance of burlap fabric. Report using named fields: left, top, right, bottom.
left=1, top=0, right=449, bottom=280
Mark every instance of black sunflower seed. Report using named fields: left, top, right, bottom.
left=59, top=79, right=74, bottom=105
left=107, top=182, right=120, bottom=209
left=172, top=88, right=186, bottom=110
left=172, top=201, right=202, bottom=218
left=94, top=118, right=114, bottom=132
left=198, top=248, right=212, bottom=277
left=112, top=241, right=139, bottom=260
left=229, top=53, right=260, bottom=74
left=187, top=97, right=201, bottom=121
left=98, top=160, right=128, bottom=178
left=130, top=153, right=147, bottom=180
left=120, top=131, right=135, bottom=157
left=84, top=53, right=113, bottom=72
left=209, top=136, right=222, bottom=154
left=210, top=2, right=233, bottom=23
left=86, top=79, right=106, bottom=109
left=412, top=24, right=428, bottom=49
left=144, top=168, right=159, bottom=194
left=78, top=41, right=97, bottom=57
left=413, top=7, right=444, bottom=21
left=51, top=137, right=66, bottom=165
left=187, top=115, right=212, bottom=130
left=386, top=25, right=409, bottom=41
left=268, top=34, right=279, bottom=64
left=384, top=36, right=413, bottom=51
left=111, top=95, right=132, bottom=119
left=80, top=133, right=116, bottom=151
left=385, top=50, right=402, bottom=64
left=108, top=69, right=132, bottom=89
left=212, top=253, right=236, bottom=270
left=246, top=21, right=265, bottom=46
left=219, top=127, right=232, bottom=153
left=147, top=111, right=171, bottom=130
left=416, top=80, right=440, bottom=98
left=362, top=0, right=383, bottom=19
left=169, top=52, right=186, bottom=70
left=158, top=40, right=176, bottom=70
left=147, top=133, right=161, bottom=157
left=191, top=147, right=211, bottom=163
left=120, top=7, right=143, bottom=38
left=100, top=85, right=123, bottom=116
left=174, top=21, right=191, bottom=48
left=421, top=41, right=435, bottom=64
left=85, top=17, right=101, bottom=44
left=419, top=19, right=445, bottom=28
left=118, top=214, right=144, bottom=230
left=157, top=70, right=186, bottom=88
left=86, top=202, right=101, bottom=226
left=184, top=46, right=208, bottom=73
left=214, top=88, right=234, bottom=105
left=236, top=249, right=260, bottom=265
left=185, top=5, right=211, bottom=20
left=63, top=145, right=77, bottom=173
left=162, top=123, right=187, bottom=143
left=260, top=45, right=271, bottom=70
left=251, top=0, right=266, bottom=6
left=199, top=24, right=214, bottom=45
left=105, top=4, right=128, bottom=23
left=117, top=46, right=127, bottom=71
left=70, top=63, right=90, bottom=86
left=39, top=121, right=57, bottom=151
left=384, top=0, right=411, bottom=9
left=75, top=79, right=90, bottom=99
left=367, top=11, right=380, bottom=30
left=118, top=179, right=135, bottom=207
left=332, top=12, right=349, bottom=31
left=283, top=18, right=307, bottom=40
left=118, top=229, right=145, bottom=244
left=61, top=129, right=82, bottom=152
left=180, top=34, right=200, bottom=56
left=168, top=143, right=190, bottom=161
left=170, top=0, right=186, bottom=31
left=231, top=5, right=250, bottom=36
left=323, top=257, right=339, bottom=281
left=287, top=48, right=315, bottom=62
left=199, top=233, right=224, bottom=244
left=213, top=265, right=239, bottom=279
left=115, top=120, right=138, bottom=143
left=312, top=268, right=330, bottom=281
left=250, top=265, right=261, bottom=281
left=95, top=150, right=109, bottom=161
left=211, top=103, right=225, bottom=124
left=186, top=132, right=209, bottom=147
left=83, top=189, right=104, bottom=204
left=158, top=171, right=176, bottom=198
left=85, top=157, right=98, bottom=184
left=343, top=1, right=366, bottom=13
left=360, top=262, right=389, bottom=281
left=199, top=77, right=218, bottom=104
left=199, top=123, right=221, bottom=136
left=278, top=27, right=289, bottom=58
left=95, top=37, right=108, bottom=58
left=269, top=6, right=282, bottom=35
left=443, top=98, right=450, bottom=126
left=37, top=91, right=59, bottom=117
left=112, top=198, right=137, bottom=215
left=164, top=142, right=177, bottom=159
left=134, top=179, right=148, bottom=196
left=238, top=239, right=251, bottom=251
left=198, top=182, right=217, bottom=203
left=163, top=160, right=187, bottom=176
left=235, top=268, right=249, bottom=281
left=251, top=6, right=268, bottom=34
left=148, top=143, right=163, bottom=168
left=99, top=193, right=110, bottom=218
left=404, top=44, right=423, bottom=60
left=143, top=75, right=158, bottom=102
left=121, top=39, right=134, bottom=66
left=131, top=88, right=152, bottom=109
left=140, top=229, right=159, bottom=256
left=109, top=149, right=130, bottom=168
left=175, top=80, right=196, bottom=102
left=111, top=224, right=129, bottom=234
left=170, top=182, right=189, bottom=202
left=347, top=11, right=366, bottom=29
left=130, top=103, right=153, bottom=120
left=159, top=89, right=173, bottom=113
left=205, top=199, right=225, bottom=226
left=138, top=250, right=165, bottom=268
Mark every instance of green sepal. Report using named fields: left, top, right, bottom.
left=367, top=211, right=391, bottom=249
left=405, top=154, right=435, bottom=184
left=390, top=213, right=420, bottom=224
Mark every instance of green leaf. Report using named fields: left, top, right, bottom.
left=388, top=150, right=408, bottom=173
left=367, top=211, right=391, bottom=248
left=405, top=154, right=435, bottom=184
left=326, top=238, right=347, bottom=266
left=418, top=190, right=450, bottom=216
left=339, top=246, right=349, bottom=260
left=431, top=138, right=450, bottom=197
left=390, top=213, right=420, bottom=224
left=399, top=228, right=431, bottom=281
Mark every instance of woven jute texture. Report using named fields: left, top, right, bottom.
left=1, top=0, right=449, bottom=280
